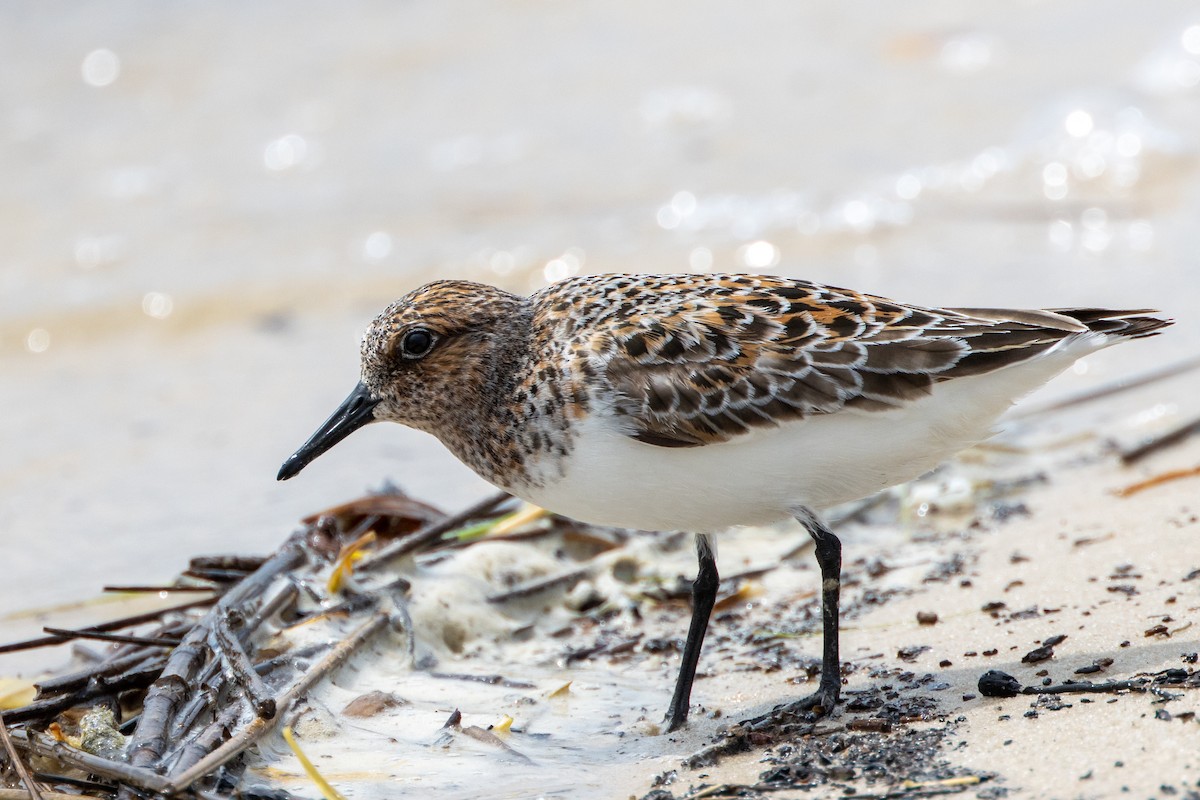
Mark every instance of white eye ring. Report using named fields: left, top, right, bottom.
left=400, top=328, right=435, bottom=358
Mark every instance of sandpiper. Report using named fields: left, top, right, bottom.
left=278, top=273, right=1170, bottom=731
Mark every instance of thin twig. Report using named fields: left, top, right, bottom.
left=30, top=772, right=115, bottom=794
left=0, top=596, right=216, bottom=655
left=1114, top=465, right=1200, bottom=498
left=103, top=585, right=217, bottom=594
left=182, top=568, right=258, bottom=583
left=1121, top=415, right=1200, bottom=464
left=252, top=642, right=330, bottom=677
left=1013, top=354, right=1200, bottom=419
left=41, top=627, right=181, bottom=648
left=358, top=491, right=511, bottom=572
left=0, top=711, right=44, bottom=800
left=487, top=566, right=590, bottom=604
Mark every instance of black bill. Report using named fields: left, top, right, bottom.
left=277, top=382, right=380, bottom=481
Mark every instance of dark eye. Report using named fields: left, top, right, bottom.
left=400, top=328, right=435, bottom=358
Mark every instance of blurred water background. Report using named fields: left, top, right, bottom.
left=3, top=1, right=1199, bottom=614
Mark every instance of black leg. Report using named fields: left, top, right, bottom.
left=797, top=511, right=843, bottom=714
left=664, top=534, right=719, bottom=732
left=743, top=509, right=842, bottom=727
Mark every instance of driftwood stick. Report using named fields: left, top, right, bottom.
left=167, top=677, right=219, bottom=743
left=213, top=616, right=276, bottom=719
left=358, top=491, right=511, bottom=572
left=188, top=555, right=270, bottom=573
left=124, top=630, right=207, bottom=768
left=0, top=596, right=216, bottom=655
left=5, top=660, right=165, bottom=725
left=243, top=581, right=299, bottom=635
left=165, top=610, right=390, bottom=793
left=166, top=702, right=243, bottom=778
left=34, top=650, right=154, bottom=699
left=1023, top=678, right=1148, bottom=695
left=182, top=568, right=258, bottom=583
left=0, top=712, right=43, bottom=800
left=374, top=578, right=416, bottom=663
left=252, top=642, right=329, bottom=677
left=126, top=537, right=306, bottom=770
left=11, top=730, right=173, bottom=795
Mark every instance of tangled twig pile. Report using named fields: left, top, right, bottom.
left=0, top=490, right=512, bottom=799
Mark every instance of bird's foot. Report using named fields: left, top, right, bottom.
left=663, top=711, right=686, bottom=734
left=740, top=684, right=839, bottom=732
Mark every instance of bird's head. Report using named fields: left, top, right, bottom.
left=277, top=280, right=526, bottom=481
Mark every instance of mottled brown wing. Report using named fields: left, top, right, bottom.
left=598, top=276, right=1082, bottom=447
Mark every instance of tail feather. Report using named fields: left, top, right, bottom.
left=1050, top=307, right=1173, bottom=340
left=935, top=306, right=1171, bottom=382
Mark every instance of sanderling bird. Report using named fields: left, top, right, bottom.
left=278, top=273, right=1170, bottom=730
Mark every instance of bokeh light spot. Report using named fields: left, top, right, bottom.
left=363, top=232, right=393, bottom=262
left=82, top=49, right=120, bottom=87
left=26, top=329, right=50, bottom=353
left=142, top=292, right=174, bottom=319
left=738, top=240, right=779, bottom=269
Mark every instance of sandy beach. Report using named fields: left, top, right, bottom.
left=2, top=2, right=1199, bottom=797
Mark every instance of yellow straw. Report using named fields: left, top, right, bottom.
left=281, top=726, right=347, bottom=800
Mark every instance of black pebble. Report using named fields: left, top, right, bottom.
left=978, top=669, right=1022, bottom=697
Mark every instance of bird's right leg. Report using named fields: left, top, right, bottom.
left=663, top=533, right=719, bottom=732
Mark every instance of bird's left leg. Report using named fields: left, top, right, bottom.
left=789, top=508, right=843, bottom=714
left=745, top=508, right=842, bottom=724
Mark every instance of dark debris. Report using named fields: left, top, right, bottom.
left=978, top=671, right=1022, bottom=698
left=648, top=727, right=989, bottom=799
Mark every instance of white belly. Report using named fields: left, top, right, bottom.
left=515, top=344, right=1091, bottom=532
